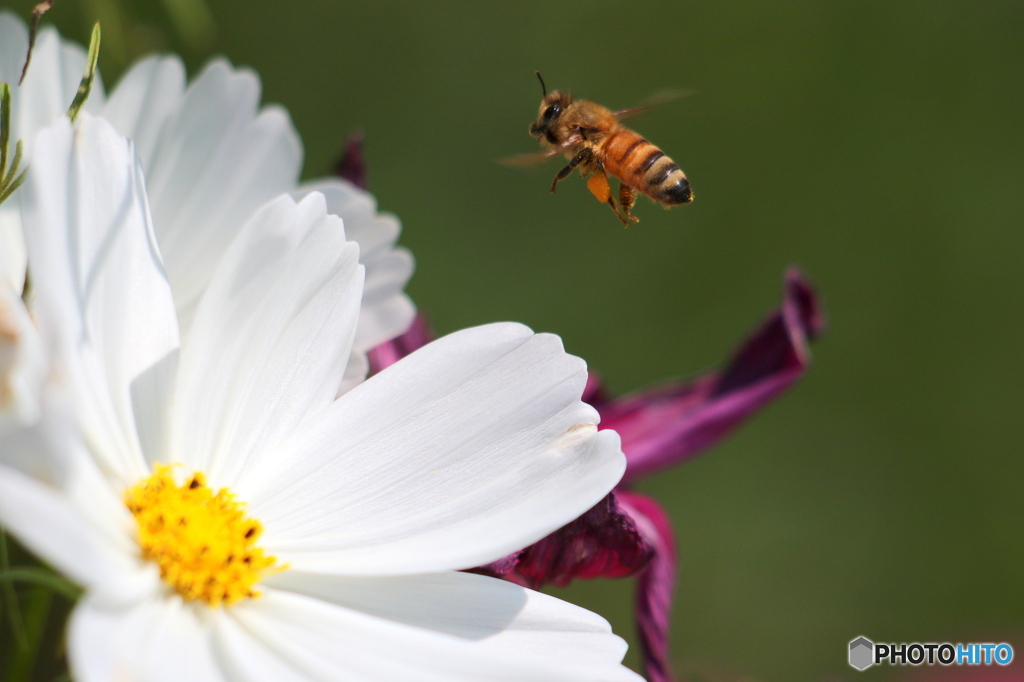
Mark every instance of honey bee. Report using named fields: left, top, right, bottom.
left=515, top=72, right=693, bottom=226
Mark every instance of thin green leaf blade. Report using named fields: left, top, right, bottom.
left=66, top=23, right=101, bottom=123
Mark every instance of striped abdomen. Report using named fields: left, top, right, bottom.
left=600, top=127, right=692, bottom=205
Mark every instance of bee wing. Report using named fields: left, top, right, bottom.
left=614, top=88, right=694, bottom=121
left=498, top=136, right=583, bottom=169
left=496, top=149, right=560, bottom=168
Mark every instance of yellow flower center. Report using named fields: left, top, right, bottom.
left=124, top=464, right=281, bottom=607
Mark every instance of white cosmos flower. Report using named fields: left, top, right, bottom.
left=0, top=114, right=641, bottom=681
left=0, top=11, right=413, bottom=393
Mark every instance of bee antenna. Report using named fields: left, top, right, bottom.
left=535, top=71, right=547, bottom=97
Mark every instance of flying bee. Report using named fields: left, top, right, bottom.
left=509, top=72, right=693, bottom=226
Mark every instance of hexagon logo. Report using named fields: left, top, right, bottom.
left=849, top=636, right=874, bottom=671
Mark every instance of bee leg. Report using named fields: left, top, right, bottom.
left=607, top=197, right=629, bottom=227
left=550, top=148, right=593, bottom=193
left=618, top=183, right=640, bottom=224
left=587, top=172, right=628, bottom=226
left=549, top=164, right=575, bottom=193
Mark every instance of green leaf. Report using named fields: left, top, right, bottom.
left=0, top=167, right=28, bottom=206
left=66, top=23, right=101, bottom=123
left=0, top=82, right=10, bottom=179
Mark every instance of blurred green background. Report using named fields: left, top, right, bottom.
left=4, top=0, right=1023, bottom=680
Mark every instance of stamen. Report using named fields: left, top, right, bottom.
left=124, top=464, right=281, bottom=607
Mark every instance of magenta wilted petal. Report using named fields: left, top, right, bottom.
left=471, top=550, right=527, bottom=584
left=333, top=132, right=367, bottom=189
left=582, top=371, right=605, bottom=404
left=471, top=493, right=653, bottom=589
left=367, top=313, right=434, bottom=374
left=618, top=491, right=678, bottom=682
left=607, top=268, right=825, bottom=485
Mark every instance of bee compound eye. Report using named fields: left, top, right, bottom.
left=543, top=104, right=561, bottom=122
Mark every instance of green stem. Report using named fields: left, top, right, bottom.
left=0, top=530, right=28, bottom=650
left=0, top=569, right=82, bottom=601
left=20, top=1, right=55, bottom=85
left=5, top=583, right=52, bottom=682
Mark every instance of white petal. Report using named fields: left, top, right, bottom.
left=354, top=247, right=415, bottom=347
left=335, top=346, right=369, bottom=397
left=142, top=59, right=302, bottom=334
left=0, top=203, right=27, bottom=295
left=0, top=275, right=45, bottom=429
left=0, top=12, right=28, bottom=85
left=172, top=193, right=363, bottom=486
left=210, top=615, right=312, bottom=682
left=296, top=179, right=415, bottom=354
left=103, top=55, right=186, bottom=167
left=293, top=180, right=415, bottom=398
left=69, top=595, right=225, bottom=682
left=21, top=114, right=178, bottom=484
left=0, top=385, right=70, bottom=485
left=294, top=180, right=397, bottom=259
left=243, top=323, right=626, bottom=574
left=213, top=579, right=641, bottom=682
left=0, top=464, right=155, bottom=604
left=270, top=570, right=634, bottom=661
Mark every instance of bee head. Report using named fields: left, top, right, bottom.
left=530, top=91, right=572, bottom=142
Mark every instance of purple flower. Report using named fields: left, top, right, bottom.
left=368, top=269, right=825, bottom=681
left=615, top=490, right=677, bottom=682
left=594, top=268, right=825, bottom=485
left=367, top=312, right=433, bottom=372
left=333, top=132, right=368, bottom=189
left=471, top=492, right=654, bottom=589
